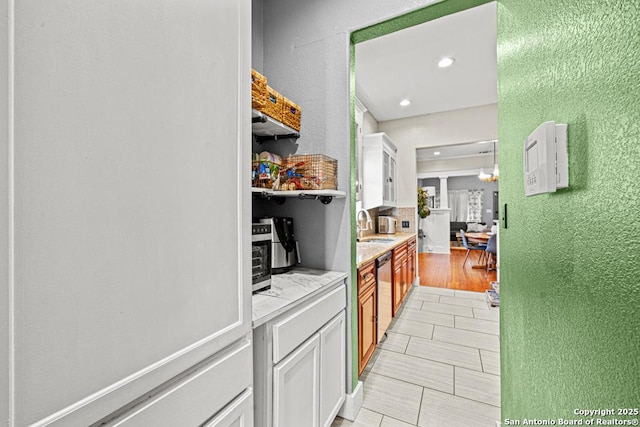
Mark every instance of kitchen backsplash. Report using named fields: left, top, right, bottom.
left=357, top=206, right=417, bottom=237
left=379, top=207, right=417, bottom=234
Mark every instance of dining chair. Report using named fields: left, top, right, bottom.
left=485, top=234, right=497, bottom=272
left=460, top=229, right=487, bottom=267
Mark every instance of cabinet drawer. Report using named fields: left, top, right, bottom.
left=407, top=237, right=416, bottom=250
left=357, top=261, right=376, bottom=294
left=273, top=284, right=346, bottom=364
left=202, top=388, right=253, bottom=427
left=393, top=244, right=407, bottom=262
left=104, top=339, right=252, bottom=426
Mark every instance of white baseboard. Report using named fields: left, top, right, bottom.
left=337, top=381, right=363, bottom=421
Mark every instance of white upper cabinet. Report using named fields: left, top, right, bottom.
left=362, top=132, right=398, bottom=210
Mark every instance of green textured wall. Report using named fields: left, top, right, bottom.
left=498, top=0, right=640, bottom=422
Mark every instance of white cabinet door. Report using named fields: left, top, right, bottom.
left=389, top=155, right=397, bottom=205
left=319, top=311, right=346, bottom=427
left=363, top=132, right=397, bottom=210
left=4, top=0, right=252, bottom=425
left=273, top=335, right=321, bottom=427
left=383, top=149, right=391, bottom=202
left=203, top=388, right=253, bottom=427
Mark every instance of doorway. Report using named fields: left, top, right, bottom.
left=416, top=140, right=499, bottom=292
left=352, top=1, right=499, bottom=294
left=344, top=2, right=502, bottom=426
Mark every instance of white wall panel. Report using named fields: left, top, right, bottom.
left=5, top=0, right=252, bottom=424
left=0, top=0, right=11, bottom=422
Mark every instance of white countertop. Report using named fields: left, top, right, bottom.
left=252, top=267, right=348, bottom=328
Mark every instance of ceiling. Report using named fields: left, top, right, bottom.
left=416, top=139, right=498, bottom=161
left=355, top=2, right=497, bottom=122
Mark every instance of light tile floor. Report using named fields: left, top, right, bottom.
left=332, top=286, right=500, bottom=427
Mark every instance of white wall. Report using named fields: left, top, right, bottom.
left=378, top=103, right=498, bottom=207
left=261, top=0, right=440, bottom=274
left=252, top=0, right=264, bottom=71
left=417, top=153, right=495, bottom=174
left=363, top=111, right=378, bottom=136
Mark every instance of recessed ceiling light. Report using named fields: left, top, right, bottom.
left=399, top=99, right=411, bottom=107
left=433, top=151, right=441, bottom=156
left=438, top=57, right=455, bottom=68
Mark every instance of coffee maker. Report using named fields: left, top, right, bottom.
left=259, top=217, right=300, bottom=273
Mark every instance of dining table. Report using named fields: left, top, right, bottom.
left=465, top=232, right=492, bottom=244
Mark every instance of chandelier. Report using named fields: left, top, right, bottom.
left=479, top=141, right=499, bottom=182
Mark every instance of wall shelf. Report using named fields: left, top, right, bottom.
left=252, top=188, right=346, bottom=204
left=252, top=109, right=300, bottom=142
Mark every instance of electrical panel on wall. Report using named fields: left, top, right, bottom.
left=523, top=121, right=568, bottom=196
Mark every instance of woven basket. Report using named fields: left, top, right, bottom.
left=281, top=97, right=301, bottom=131
left=261, top=86, right=284, bottom=122
left=278, top=154, right=337, bottom=191
left=251, top=69, right=267, bottom=110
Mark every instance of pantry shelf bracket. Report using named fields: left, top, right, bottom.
left=295, top=193, right=333, bottom=204
left=254, top=133, right=300, bottom=143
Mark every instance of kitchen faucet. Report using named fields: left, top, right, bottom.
left=356, top=208, right=372, bottom=241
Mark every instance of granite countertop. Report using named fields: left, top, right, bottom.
left=252, top=267, right=348, bottom=328
left=356, top=232, right=417, bottom=268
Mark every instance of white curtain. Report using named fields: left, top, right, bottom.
left=447, top=189, right=485, bottom=222
left=448, top=190, right=469, bottom=222
left=467, top=189, right=484, bottom=223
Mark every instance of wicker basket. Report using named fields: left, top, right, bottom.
left=282, top=97, right=301, bottom=131
left=278, top=154, right=337, bottom=191
left=260, top=86, right=284, bottom=122
left=251, top=69, right=267, bottom=110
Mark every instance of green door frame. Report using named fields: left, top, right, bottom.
left=348, top=0, right=495, bottom=390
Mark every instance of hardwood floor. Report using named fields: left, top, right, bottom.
left=418, top=247, right=497, bottom=292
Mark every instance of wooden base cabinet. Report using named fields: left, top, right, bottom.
left=392, top=243, right=408, bottom=316
left=357, top=260, right=377, bottom=376
left=357, top=282, right=377, bottom=376
left=407, top=237, right=417, bottom=288
left=254, top=282, right=347, bottom=427
left=392, top=261, right=403, bottom=319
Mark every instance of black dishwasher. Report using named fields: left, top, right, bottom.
left=376, top=252, right=393, bottom=343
